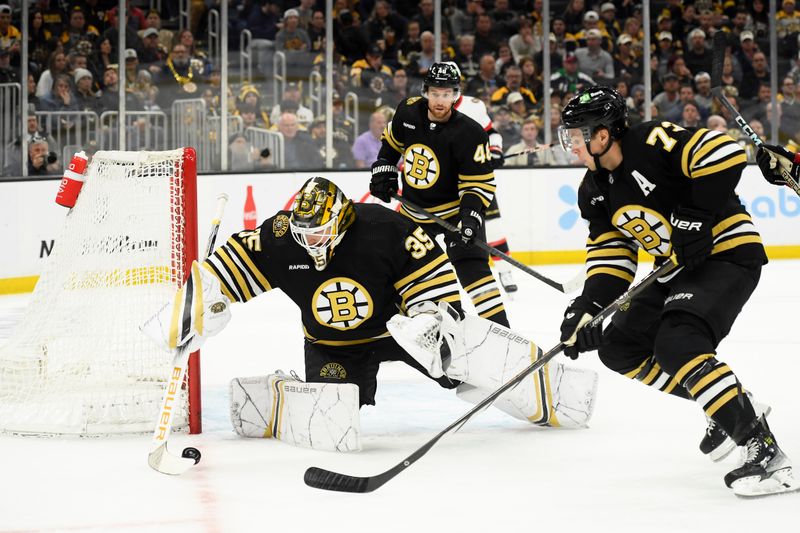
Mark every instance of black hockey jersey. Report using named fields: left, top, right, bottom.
left=203, top=204, right=462, bottom=345
left=578, top=120, right=768, bottom=306
left=378, top=96, right=496, bottom=223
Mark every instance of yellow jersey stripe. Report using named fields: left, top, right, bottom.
left=461, top=190, right=491, bottom=207
left=202, top=261, right=236, bottom=302
left=624, top=358, right=650, bottom=379
left=587, top=230, right=628, bottom=245
left=711, top=234, right=762, bottom=254
left=228, top=239, right=273, bottom=291
left=218, top=248, right=254, bottom=301
left=587, top=247, right=638, bottom=260
left=401, top=271, right=458, bottom=301
left=691, top=153, right=747, bottom=178
left=458, top=172, right=495, bottom=182
left=681, top=128, right=708, bottom=177
left=394, top=253, right=448, bottom=290
left=689, top=364, right=732, bottom=396
left=586, top=266, right=634, bottom=283
left=673, top=353, right=714, bottom=384
left=690, top=135, right=730, bottom=170
left=706, top=388, right=739, bottom=417
left=713, top=213, right=752, bottom=237
left=471, top=288, right=501, bottom=305
left=464, top=274, right=495, bottom=293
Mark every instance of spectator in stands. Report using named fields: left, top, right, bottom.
left=562, top=0, right=587, bottom=35
left=413, top=0, right=449, bottom=35
left=366, top=1, right=407, bottom=43
left=156, top=43, right=205, bottom=109
left=277, top=111, right=318, bottom=169
left=652, top=72, right=681, bottom=118
left=142, top=8, right=173, bottom=54
left=105, top=3, right=147, bottom=33
left=40, top=73, right=78, bottom=111
left=665, top=55, right=693, bottom=86
left=398, top=19, right=421, bottom=66
left=237, top=84, right=267, bottom=118
left=60, top=5, right=99, bottom=53
left=777, top=0, right=800, bottom=47
left=9, top=134, right=61, bottom=176
left=0, top=46, right=18, bottom=83
left=276, top=8, right=311, bottom=52
left=97, top=64, right=142, bottom=112
left=745, top=82, right=774, bottom=127
left=28, top=9, right=52, bottom=70
left=574, top=29, right=613, bottom=83
left=707, top=114, right=728, bottom=133
left=614, top=34, right=641, bottom=86
left=534, top=32, right=563, bottom=74
left=599, top=2, right=621, bottom=41
left=473, top=13, right=500, bottom=59
left=509, top=17, right=538, bottom=65
left=39, top=0, right=65, bottom=37
left=449, top=0, right=483, bottom=37
left=653, top=31, right=675, bottom=79
left=138, top=27, right=167, bottom=74
left=309, top=115, right=355, bottom=169
left=334, top=9, right=369, bottom=65
left=0, top=4, right=20, bottom=59
left=678, top=99, right=702, bottom=128
left=572, top=10, right=611, bottom=49
left=307, top=10, right=325, bottom=53
left=550, top=53, right=594, bottom=94
left=352, top=110, right=386, bottom=168
left=518, top=56, right=542, bottom=101
left=228, top=132, right=260, bottom=171
left=465, top=53, right=501, bottom=96
left=123, top=48, right=143, bottom=92
left=493, top=105, right=521, bottom=147
left=489, top=0, right=516, bottom=40
left=246, top=0, right=280, bottom=76
left=454, top=34, right=479, bottom=80
left=780, top=77, right=800, bottom=140
left=351, top=43, right=394, bottom=103
left=383, top=68, right=410, bottom=108
left=736, top=31, right=758, bottom=79
left=175, top=29, right=208, bottom=74
left=36, top=51, right=68, bottom=98
left=73, top=68, right=99, bottom=113
left=89, top=37, right=114, bottom=81
left=721, top=53, right=741, bottom=89
left=239, top=103, right=269, bottom=129
left=495, top=42, right=515, bottom=77
left=407, top=30, right=436, bottom=81
left=693, top=71, right=713, bottom=113
left=740, top=51, right=770, bottom=100
left=491, top=65, right=536, bottom=110
left=683, top=28, right=713, bottom=77
left=505, top=117, right=555, bottom=166
left=296, top=0, right=316, bottom=30
left=270, top=82, right=313, bottom=127
left=507, top=92, right=532, bottom=125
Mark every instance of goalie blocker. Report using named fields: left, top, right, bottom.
left=388, top=302, right=598, bottom=428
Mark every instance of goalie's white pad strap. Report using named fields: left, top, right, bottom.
left=230, top=373, right=361, bottom=452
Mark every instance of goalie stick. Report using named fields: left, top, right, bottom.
left=390, top=193, right=583, bottom=294
left=709, top=31, right=800, bottom=196
left=148, top=192, right=229, bottom=475
left=304, top=259, right=678, bottom=493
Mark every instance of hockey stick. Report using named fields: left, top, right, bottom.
left=709, top=32, right=800, bottom=196
left=502, top=144, right=553, bottom=161
left=304, top=259, right=678, bottom=492
left=391, top=193, right=583, bottom=293
left=148, top=193, right=229, bottom=475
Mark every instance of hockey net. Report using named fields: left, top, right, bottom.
left=0, top=148, right=199, bottom=436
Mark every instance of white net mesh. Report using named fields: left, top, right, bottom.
left=0, top=149, right=195, bottom=435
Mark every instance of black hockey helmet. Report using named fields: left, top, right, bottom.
left=423, top=62, right=461, bottom=93
left=290, top=177, right=355, bottom=271
left=560, top=86, right=628, bottom=144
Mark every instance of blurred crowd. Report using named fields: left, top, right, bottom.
left=2, top=0, right=800, bottom=175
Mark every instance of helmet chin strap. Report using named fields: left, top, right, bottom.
left=586, top=128, right=613, bottom=170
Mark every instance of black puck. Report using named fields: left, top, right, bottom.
left=181, top=447, right=201, bottom=464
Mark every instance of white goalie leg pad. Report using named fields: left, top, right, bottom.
left=448, top=315, right=598, bottom=428
left=229, top=372, right=361, bottom=452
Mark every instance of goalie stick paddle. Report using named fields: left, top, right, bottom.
left=148, top=192, right=229, bottom=475
left=709, top=32, right=800, bottom=196
left=304, top=259, right=677, bottom=493
left=390, top=193, right=583, bottom=294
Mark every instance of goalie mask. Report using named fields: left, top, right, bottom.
left=290, top=177, right=356, bottom=271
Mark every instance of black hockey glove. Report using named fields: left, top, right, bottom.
left=559, top=296, right=604, bottom=360
left=370, top=159, right=399, bottom=202
left=489, top=146, right=505, bottom=169
left=670, top=206, right=714, bottom=270
left=756, top=144, right=799, bottom=187
left=458, top=206, right=482, bottom=245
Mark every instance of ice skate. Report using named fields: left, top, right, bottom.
left=496, top=265, right=517, bottom=294
left=700, top=394, right=770, bottom=462
left=724, top=423, right=800, bottom=497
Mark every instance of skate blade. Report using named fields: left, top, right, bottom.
left=708, top=438, right=737, bottom=462
left=732, top=468, right=800, bottom=498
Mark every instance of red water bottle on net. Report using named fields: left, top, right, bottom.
left=55, top=151, right=89, bottom=208
left=243, top=185, right=257, bottom=230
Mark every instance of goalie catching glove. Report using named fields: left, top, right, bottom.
left=141, top=261, right=232, bottom=353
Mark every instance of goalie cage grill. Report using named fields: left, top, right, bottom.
left=0, top=148, right=199, bottom=436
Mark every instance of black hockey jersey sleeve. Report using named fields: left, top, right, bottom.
left=578, top=171, right=640, bottom=307
left=379, top=98, right=413, bottom=161
left=203, top=228, right=274, bottom=303
left=392, top=225, right=463, bottom=314
left=453, top=115, right=496, bottom=210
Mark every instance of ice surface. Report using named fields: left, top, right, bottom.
left=1, top=262, right=798, bottom=532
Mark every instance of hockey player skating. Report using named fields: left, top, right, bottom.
left=557, top=86, right=798, bottom=497
left=143, top=177, right=598, bottom=452
left=370, top=62, right=510, bottom=326
left=449, top=62, right=518, bottom=294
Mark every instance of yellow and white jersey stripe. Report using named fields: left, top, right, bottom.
left=204, top=237, right=272, bottom=303
left=680, top=128, right=748, bottom=180
left=394, top=254, right=461, bottom=313
left=585, top=230, right=639, bottom=284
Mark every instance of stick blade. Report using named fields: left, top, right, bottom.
left=711, top=31, right=726, bottom=87
left=304, top=467, right=374, bottom=493
left=148, top=443, right=197, bottom=475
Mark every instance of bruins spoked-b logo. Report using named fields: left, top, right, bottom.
left=403, top=143, right=440, bottom=189
left=312, top=277, right=373, bottom=330
left=612, top=205, right=672, bottom=256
